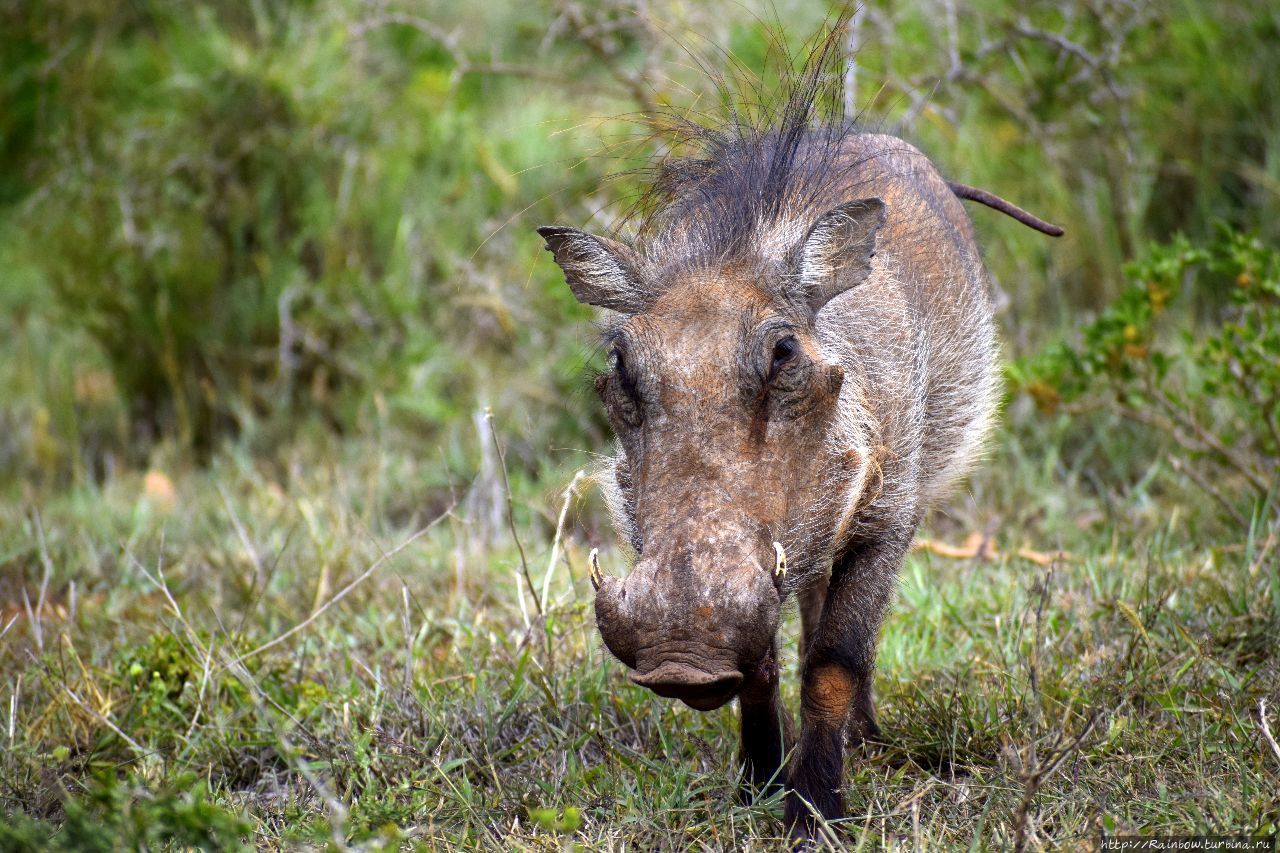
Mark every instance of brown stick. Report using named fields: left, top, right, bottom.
left=1011, top=710, right=1100, bottom=853
left=947, top=181, right=1065, bottom=237
left=913, top=532, right=1071, bottom=565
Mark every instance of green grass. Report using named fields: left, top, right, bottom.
left=1, top=422, right=1275, bottom=850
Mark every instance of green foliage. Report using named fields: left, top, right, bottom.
left=20, top=5, right=340, bottom=448
left=117, top=633, right=199, bottom=729
left=3, top=0, right=604, bottom=470
left=4, top=0, right=1280, bottom=488
left=849, top=0, right=1280, bottom=331
left=1012, top=228, right=1280, bottom=524
left=527, top=805, right=583, bottom=833
left=0, top=773, right=250, bottom=852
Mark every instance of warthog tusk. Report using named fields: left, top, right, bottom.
left=588, top=547, right=604, bottom=590
left=773, top=542, right=787, bottom=578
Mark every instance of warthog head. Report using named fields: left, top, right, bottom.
left=538, top=196, right=884, bottom=710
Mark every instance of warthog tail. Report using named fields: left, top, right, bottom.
left=946, top=181, right=1065, bottom=237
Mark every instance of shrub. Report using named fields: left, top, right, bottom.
left=19, top=5, right=393, bottom=451
left=8, top=1, right=607, bottom=468
left=1012, top=228, right=1280, bottom=530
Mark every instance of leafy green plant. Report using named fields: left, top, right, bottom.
left=6, top=1, right=609, bottom=470
left=1012, top=228, right=1280, bottom=528
left=527, top=805, right=583, bottom=833
left=118, top=633, right=197, bottom=725
left=19, top=5, right=400, bottom=452
left=0, top=773, right=250, bottom=852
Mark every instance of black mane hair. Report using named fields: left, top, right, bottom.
left=607, top=11, right=1062, bottom=282
left=620, top=13, right=874, bottom=275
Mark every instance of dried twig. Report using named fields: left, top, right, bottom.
left=914, top=531, right=1071, bottom=565
left=127, top=547, right=216, bottom=742
left=553, top=1, right=658, bottom=113
left=1010, top=559, right=1097, bottom=853
left=1147, top=386, right=1269, bottom=494
left=1121, top=384, right=1278, bottom=527
left=129, top=547, right=204, bottom=656
left=1168, top=456, right=1250, bottom=530
left=1228, top=358, right=1280, bottom=460
left=1011, top=711, right=1100, bottom=853
left=349, top=12, right=571, bottom=85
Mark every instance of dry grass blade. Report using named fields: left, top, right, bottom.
left=228, top=503, right=455, bottom=666
left=1260, top=698, right=1280, bottom=767
left=485, top=408, right=541, bottom=618
left=20, top=588, right=41, bottom=653
left=8, top=674, right=20, bottom=743
left=60, top=682, right=150, bottom=759
left=540, top=469, right=584, bottom=613
left=218, top=482, right=264, bottom=583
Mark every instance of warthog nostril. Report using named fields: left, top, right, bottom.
left=630, top=662, right=744, bottom=711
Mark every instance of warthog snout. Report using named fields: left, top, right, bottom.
left=592, top=542, right=781, bottom=711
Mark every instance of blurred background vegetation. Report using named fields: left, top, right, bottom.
left=1, top=0, right=1277, bottom=847
left=3, top=0, right=1277, bottom=511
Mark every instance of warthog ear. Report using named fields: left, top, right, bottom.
left=536, top=226, right=648, bottom=313
left=791, top=198, right=886, bottom=314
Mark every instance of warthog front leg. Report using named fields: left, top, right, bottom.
left=738, top=640, right=790, bottom=797
left=798, top=580, right=828, bottom=665
left=784, top=537, right=905, bottom=841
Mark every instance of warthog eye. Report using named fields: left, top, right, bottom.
left=610, top=347, right=632, bottom=389
left=607, top=347, right=641, bottom=426
left=770, top=336, right=798, bottom=378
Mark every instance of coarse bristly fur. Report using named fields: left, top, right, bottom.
left=537, top=14, right=1052, bottom=842
left=594, top=24, right=999, bottom=579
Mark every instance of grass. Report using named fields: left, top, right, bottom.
left=1, top=420, right=1276, bottom=850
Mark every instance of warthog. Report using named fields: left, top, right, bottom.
left=536, top=46, right=1061, bottom=842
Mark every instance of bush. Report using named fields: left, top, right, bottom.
left=6, top=0, right=1279, bottom=491
left=1012, top=228, right=1280, bottom=529
left=7, top=1, right=608, bottom=469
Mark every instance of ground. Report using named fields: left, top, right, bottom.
left=1, top=424, right=1276, bottom=851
